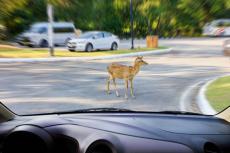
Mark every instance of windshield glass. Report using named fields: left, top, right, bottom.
left=29, top=26, right=47, bottom=33
left=79, top=32, right=97, bottom=38
left=0, top=0, right=229, bottom=115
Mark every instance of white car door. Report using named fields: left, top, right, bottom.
left=53, top=27, right=61, bottom=44
left=104, top=32, right=114, bottom=49
left=93, top=33, right=104, bottom=49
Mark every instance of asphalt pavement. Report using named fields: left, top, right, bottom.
left=1, top=38, right=230, bottom=115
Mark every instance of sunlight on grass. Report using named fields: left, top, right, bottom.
left=0, top=46, right=167, bottom=58
left=206, top=76, right=230, bottom=112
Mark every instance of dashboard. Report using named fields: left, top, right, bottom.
left=0, top=111, right=230, bottom=153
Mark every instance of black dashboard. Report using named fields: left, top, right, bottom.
left=0, top=112, right=230, bottom=153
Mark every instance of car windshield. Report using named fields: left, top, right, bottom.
left=79, top=32, right=97, bottom=39
left=29, top=26, right=46, bottom=33
left=0, top=1, right=229, bottom=116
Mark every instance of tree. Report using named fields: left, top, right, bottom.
left=1, top=0, right=230, bottom=39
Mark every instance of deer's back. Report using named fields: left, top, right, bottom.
left=107, top=63, right=133, bottom=79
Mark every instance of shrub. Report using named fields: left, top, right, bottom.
left=0, top=24, right=7, bottom=40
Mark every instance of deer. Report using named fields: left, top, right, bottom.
left=106, top=56, right=148, bottom=99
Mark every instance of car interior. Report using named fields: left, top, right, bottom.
left=0, top=103, right=230, bottom=153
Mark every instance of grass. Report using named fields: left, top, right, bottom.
left=206, top=76, right=230, bottom=112
left=0, top=45, right=167, bottom=58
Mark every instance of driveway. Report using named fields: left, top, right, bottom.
left=1, top=38, right=230, bottom=115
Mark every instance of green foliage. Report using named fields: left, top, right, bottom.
left=0, top=24, right=7, bottom=40
left=206, top=76, right=230, bottom=112
left=0, top=0, right=230, bottom=39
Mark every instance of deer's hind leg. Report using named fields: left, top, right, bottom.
left=124, top=79, right=129, bottom=99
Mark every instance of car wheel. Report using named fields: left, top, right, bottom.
left=69, top=49, right=76, bottom=52
left=28, top=44, right=35, bottom=48
left=111, top=42, right=118, bottom=50
left=85, top=43, right=93, bottom=52
left=39, top=40, right=48, bottom=48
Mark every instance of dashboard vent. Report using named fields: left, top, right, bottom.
left=204, top=142, right=221, bottom=153
left=3, top=131, right=51, bottom=153
left=86, top=140, right=115, bottom=153
left=53, top=135, right=79, bottom=153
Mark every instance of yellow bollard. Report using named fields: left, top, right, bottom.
left=146, top=35, right=158, bottom=48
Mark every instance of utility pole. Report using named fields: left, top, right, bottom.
left=47, top=3, right=54, bottom=56
left=130, top=0, right=134, bottom=49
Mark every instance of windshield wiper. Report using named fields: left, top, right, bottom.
left=21, top=107, right=135, bottom=116
left=54, top=107, right=135, bottom=114
left=55, top=109, right=204, bottom=115
left=80, top=109, right=203, bottom=114
left=153, top=111, right=206, bottom=115
left=20, top=108, right=206, bottom=116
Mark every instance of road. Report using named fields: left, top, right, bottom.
left=1, top=38, right=230, bottom=115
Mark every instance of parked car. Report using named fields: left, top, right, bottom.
left=223, top=39, right=230, bottom=56
left=67, top=31, right=119, bottom=52
left=203, top=19, right=230, bottom=36
left=17, top=22, right=76, bottom=47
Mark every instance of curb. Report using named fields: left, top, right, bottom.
left=0, top=48, right=172, bottom=63
left=197, top=74, right=230, bottom=115
left=197, top=79, right=217, bottom=115
left=91, top=48, right=172, bottom=60
left=180, top=80, right=204, bottom=112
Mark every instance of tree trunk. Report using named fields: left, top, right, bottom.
left=154, top=15, right=161, bottom=35
left=147, top=19, right=152, bottom=35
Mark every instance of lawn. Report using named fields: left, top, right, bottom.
left=206, top=76, right=230, bottom=112
left=0, top=45, right=167, bottom=58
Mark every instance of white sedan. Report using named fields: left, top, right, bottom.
left=67, top=31, right=119, bottom=52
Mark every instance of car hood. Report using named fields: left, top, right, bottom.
left=69, top=38, right=89, bottom=43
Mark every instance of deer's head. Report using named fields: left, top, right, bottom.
left=135, top=56, right=148, bottom=66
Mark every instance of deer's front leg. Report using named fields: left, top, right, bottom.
left=130, top=79, right=135, bottom=98
left=113, top=78, right=119, bottom=97
left=124, top=79, right=129, bottom=99
left=106, top=77, right=111, bottom=94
